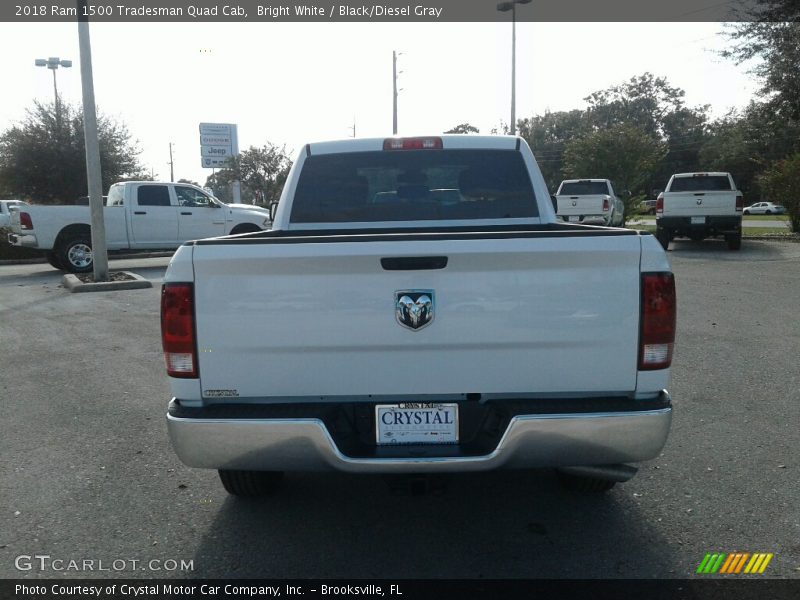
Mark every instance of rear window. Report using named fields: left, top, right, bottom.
left=107, top=186, right=124, bottom=206
left=669, top=175, right=732, bottom=192
left=558, top=181, right=610, bottom=195
left=137, top=185, right=172, bottom=207
left=290, top=149, right=537, bottom=223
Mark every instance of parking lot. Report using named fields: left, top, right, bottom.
left=1, top=239, right=799, bottom=579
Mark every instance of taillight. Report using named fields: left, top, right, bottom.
left=602, top=197, right=610, bottom=212
left=383, top=137, right=443, bottom=150
left=19, top=212, right=33, bottom=230
left=639, top=273, right=676, bottom=371
left=656, top=194, right=664, bottom=215
left=735, top=195, right=743, bottom=212
left=161, top=283, right=197, bottom=378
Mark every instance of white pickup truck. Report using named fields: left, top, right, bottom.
left=7, top=181, right=271, bottom=272
left=0, top=200, right=27, bottom=229
left=554, top=179, right=625, bottom=226
left=162, top=136, right=676, bottom=497
left=656, top=172, right=743, bottom=250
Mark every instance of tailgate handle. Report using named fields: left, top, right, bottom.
left=134, top=211, right=147, bottom=215
left=381, top=256, right=448, bottom=271
left=693, top=193, right=705, bottom=196
left=570, top=196, right=579, bottom=199
left=181, top=211, right=193, bottom=215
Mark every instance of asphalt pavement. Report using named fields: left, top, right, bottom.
left=1, top=240, right=799, bottom=579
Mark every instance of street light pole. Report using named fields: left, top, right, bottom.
left=35, top=56, right=72, bottom=128
left=392, top=50, right=398, bottom=135
left=497, top=0, right=531, bottom=136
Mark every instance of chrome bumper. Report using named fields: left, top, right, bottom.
left=7, top=232, right=37, bottom=247
left=167, top=397, right=672, bottom=473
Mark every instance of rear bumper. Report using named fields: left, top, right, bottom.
left=7, top=232, right=38, bottom=248
left=167, top=393, right=672, bottom=473
left=560, top=214, right=610, bottom=226
left=657, top=215, right=741, bottom=232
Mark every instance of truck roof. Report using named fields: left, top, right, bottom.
left=559, top=179, right=610, bottom=184
left=308, top=135, right=520, bottom=156
left=671, top=172, right=730, bottom=178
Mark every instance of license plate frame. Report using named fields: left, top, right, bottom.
left=568, top=215, right=580, bottom=223
left=691, top=216, right=706, bottom=224
left=375, top=403, right=459, bottom=445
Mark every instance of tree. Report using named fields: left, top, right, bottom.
left=444, top=123, right=479, bottom=134
left=0, top=101, right=147, bottom=203
left=562, top=124, right=666, bottom=222
left=722, top=4, right=800, bottom=121
left=177, top=178, right=200, bottom=187
left=206, top=143, right=291, bottom=205
left=517, top=110, right=591, bottom=192
left=759, top=153, right=800, bottom=232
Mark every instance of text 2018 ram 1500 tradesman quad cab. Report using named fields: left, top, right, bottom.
left=162, top=136, right=676, bottom=496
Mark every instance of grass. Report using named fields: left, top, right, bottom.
left=742, top=214, right=789, bottom=221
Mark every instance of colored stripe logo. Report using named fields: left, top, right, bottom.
left=696, top=553, right=773, bottom=574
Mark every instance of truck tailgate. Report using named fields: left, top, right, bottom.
left=191, top=232, right=643, bottom=399
left=556, top=195, right=606, bottom=217
left=663, top=191, right=736, bottom=216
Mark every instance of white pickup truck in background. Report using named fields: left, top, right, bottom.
left=554, top=179, right=625, bottom=226
left=162, top=135, right=676, bottom=497
left=0, top=199, right=28, bottom=229
left=656, top=172, right=743, bottom=250
left=8, top=181, right=271, bottom=272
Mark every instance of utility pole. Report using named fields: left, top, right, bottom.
left=392, top=51, right=398, bottom=135
left=77, top=0, right=108, bottom=281
left=168, top=142, right=175, bottom=182
left=349, top=116, right=356, bottom=138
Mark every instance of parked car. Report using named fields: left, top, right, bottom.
left=0, top=200, right=28, bottom=229
left=8, top=182, right=271, bottom=272
left=638, top=199, right=657, bottom=215
left=743, top=202, right=786, bottom=215
left=554, top=179, right=625, bottom=226
left=656, top=172, right=743, bottom=250
left=163, top=135, right=676, bottom=497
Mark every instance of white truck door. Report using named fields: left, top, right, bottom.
left=130, top=183, right=179, bottom=246
left=174, top=185, right=226, bottom=241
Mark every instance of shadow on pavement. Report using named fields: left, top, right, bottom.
left=190, top=470, right=676, bottom=578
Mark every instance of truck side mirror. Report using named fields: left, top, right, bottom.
left=550, top=195, right=558, bottom=214
left=269, top=201, right=278, bottom=221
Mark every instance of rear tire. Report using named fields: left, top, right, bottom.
left=57, top=236, right=93, bottom=273
left=45, top=251, right=65, bottom=270
left=726, top=232, right=742, bottom=251
left=229, top=223, right=261, bottom=235
left=557, top=471, right=617, bottom=493
left=743, top=210, right=750, bottom=215
left=765, top=210, right=772, bottom=215
left=656, top=227, right=670, bottom=250
left=218, top=470, right=284, bottom=497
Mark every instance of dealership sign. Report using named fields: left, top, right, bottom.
left=199, top=123, right=238, bottom=168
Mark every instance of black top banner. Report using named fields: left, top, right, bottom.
left=0, top=0, right=793, bottom=23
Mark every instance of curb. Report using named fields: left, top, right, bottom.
left=62, top=271, right=153, bottom=293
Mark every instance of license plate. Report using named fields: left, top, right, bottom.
left=691, top=216, right=705, bottom=224
left=568, top=216, right=580, bottom=223
left=375, top=403, right=458, bottom=445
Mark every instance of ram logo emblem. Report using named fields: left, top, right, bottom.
left=395, top=290, right=435, bottom=331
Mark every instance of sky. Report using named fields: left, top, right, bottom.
left=0, top=21, right=758, bottom=187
